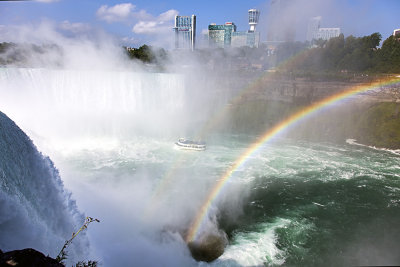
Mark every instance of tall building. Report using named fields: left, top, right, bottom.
left=208, top=22, right=236, bottom=48
left=232, top=8, right=260, bottom=48
left=173, top=15, right=196, bottom=51
left=248, top=9, right=260, bottom=32
left=307, top=16, right=340, bottom=43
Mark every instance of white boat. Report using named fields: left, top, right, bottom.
left=175, top=138, right=206, bottom=151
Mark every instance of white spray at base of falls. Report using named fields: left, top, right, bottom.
left=0, top=67, right=285, bottom=266
left=0, top=67, right=213, bottom=266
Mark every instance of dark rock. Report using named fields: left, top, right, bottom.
left=0, top=248, right=63, bottom=267
left=187, top=233, right=228, bottom=262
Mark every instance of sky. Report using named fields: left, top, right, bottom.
left=0, top=0, right=399, bottom=49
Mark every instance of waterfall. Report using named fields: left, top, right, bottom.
left=0, top=68, right=186, bottom=141
left=0, top=110, right=88, bottom=264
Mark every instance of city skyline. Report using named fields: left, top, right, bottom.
left=0, top=0, right=399, bottom=49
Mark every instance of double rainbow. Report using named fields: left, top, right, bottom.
left=186, top=76, right=400, bottom=242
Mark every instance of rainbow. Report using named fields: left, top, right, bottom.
left=146, top=47, right=318, bottom=214
left=186, top=76, right=400, bottom=243
left=144, top=70, right=270, bottom=216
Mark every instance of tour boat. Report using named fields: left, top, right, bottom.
left=175, top=138, right=206, bottom=151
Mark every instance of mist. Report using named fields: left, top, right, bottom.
left=0, top=20, right=255, bottom=266
left=0, top=20, right=136, bottom=70
left=1, top=1, right=399, bottom=264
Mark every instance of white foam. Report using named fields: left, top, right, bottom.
left=346, top=138, right=400, bottom=156
left=207, top=219, right=289, bottom=266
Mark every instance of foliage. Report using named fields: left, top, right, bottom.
left=376, top=35, right=400, bottom=73
left=124, top=45, right=167, bottom=64
left=56, top=216, right=100, bottom=266
left=73, top=260, right=98, bottom=267
left=224, top=98, right=400, bottom=149
left=354, top=102, right=400, bottom=148
left=55, top=249, right=68, bottom=265
left=280, top=32, right=400, bottom=74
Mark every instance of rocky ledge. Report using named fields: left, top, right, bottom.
left=0, top=248, right=63, bottom=267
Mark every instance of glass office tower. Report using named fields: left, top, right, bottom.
left=173, top=15, right=196, bottom=51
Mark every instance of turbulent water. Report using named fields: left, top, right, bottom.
left=1, top=68, right=399, bottom=266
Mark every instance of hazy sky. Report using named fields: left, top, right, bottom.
left=0, top=0, right=399, bottom=48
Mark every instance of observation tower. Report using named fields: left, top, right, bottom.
left=248, top=9, right=260, bottom=32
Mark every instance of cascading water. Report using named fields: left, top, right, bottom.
left=0, top=67, right=213, bottom=266
left=0, top=111, right=88, bottom=265
left=1, top=67, right=400, bottom=266
left=0, top=68, right=187, bottom=143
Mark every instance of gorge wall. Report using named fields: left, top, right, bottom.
left=217, top=73, right=400, bottom=149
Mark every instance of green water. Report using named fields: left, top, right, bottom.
left=3, top=67, right=399, bottom=266
left=213, top=139, right=400, bottom=266
left=47, top=136, right=400, bottom=266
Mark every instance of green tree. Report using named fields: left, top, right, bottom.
left=377, top=35, right=400, bottom=73
left=323, top=33, right=345, bottom=70
left=125, top=45, right=168, bottom=64
left=361, top=32, right=381, bottom=49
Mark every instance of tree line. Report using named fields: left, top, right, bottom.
left=278, top=33, right=400, bottom=74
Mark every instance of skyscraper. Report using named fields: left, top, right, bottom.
left=173, top=15, right=196, bottom=51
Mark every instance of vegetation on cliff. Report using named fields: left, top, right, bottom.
left=56, top=217, right=100, bottom=267
left=222, top=99, right=400, bottom=150
left=353, top=102, right=400, bottom=148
